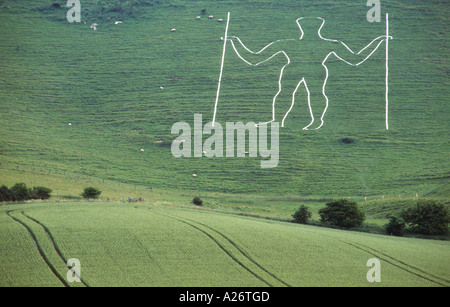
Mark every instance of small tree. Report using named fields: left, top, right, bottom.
left=82, top=187, right=101, bottom=199
left=0, top=185, right=14, bottom=202
left=319, top=199, right=365, bottom=228
left=292, top=205, right=312, bottom=224
left=385, top=216, right=406, bottom=236
left=11, top=183, right=30, bottom=201
left=29, top=186, right=52, bottom=200
left=193, top=196, right=203, bottom=206
left=401, top=200, right=449, bottom=235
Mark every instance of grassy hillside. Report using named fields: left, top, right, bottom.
left=0, top=0, right=448, bottom=198
left=0, top=1, right=448, bottom=289
left=1, top=201, right=449, bottom=287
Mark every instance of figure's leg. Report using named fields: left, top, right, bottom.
left=302, top=77, right=328, bottom=130
left=279, top=78, right=306, bottom=128
left=264, top=70, right=305, bottom=127
left=254, top=64, right=302, bottom=127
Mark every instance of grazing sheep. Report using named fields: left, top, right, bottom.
left=68, top=122, right=72, bottom=126
left=209, top=15, right=214, bottom=19
left=160, top=86, right=164, bottom=90
left=196, top=16, right=201, bottom=20
left=171, top=28, right=176, bottom=32
left=192, top=174, right=197, bottom=177
left=218, top=19, right=223, bottom=22
left=115, top=21, right=122, bottom=25
left=140, top=149, right=145, bottom=152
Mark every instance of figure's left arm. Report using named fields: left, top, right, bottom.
left=333, top=35, right=393, bottom=66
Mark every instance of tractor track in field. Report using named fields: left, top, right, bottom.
left=343, top=240, right=449, bottom=287
left=6, top=210, right=69, bottom=287
left=21, top=211, right=89, bottom=287
left=189, top=219, right=292, bottom=287
left=150, top=209, right=290, bottom=287
left=6, top=210, right=89, bottom=287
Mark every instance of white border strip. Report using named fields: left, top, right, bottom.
left=385, top=13, right=389, bottom=130
left=212, top=12, right=231, bottom=127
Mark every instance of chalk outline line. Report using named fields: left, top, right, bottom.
left=218, top=16, right=392, bottom=130
left=212, top=12, right=231, bottom=127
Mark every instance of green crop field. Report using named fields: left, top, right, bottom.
left=1, top=202, right=449, bottom=287
left=0, top=0, right=449, bottom=288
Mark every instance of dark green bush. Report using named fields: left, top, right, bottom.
left=82, top=187, right=101, bottom=199
left=192, top=196, right=203, bottom=206
left=29, top=186, right=53, bottom=200
left=384, top=216, right=406, bottom=236
left=340, top=137, right=356, bottom=144
left=0, top=184, right=53, bottom=202
left=11, top=183, right=30, bottom=201
left=292, top=205, right=312, bottom=224
left=319, top=199, right=365, bottom=228
left=0, top=185, right=14, bottom=202
left=401, top=200, right=449, bottom=235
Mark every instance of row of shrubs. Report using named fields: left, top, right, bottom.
left=292, top=199, right=449, bottom=236
left=0, top=183, right=102, bottom=202
left=0, top=183, right=52, bottom=202
left=3, top=185, right=447, bottom=237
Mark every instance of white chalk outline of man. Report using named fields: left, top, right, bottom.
left=220, top=16, right=392, bottom=130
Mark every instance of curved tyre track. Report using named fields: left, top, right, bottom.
left=6, top=210, right=69, bottom=287
left=189, top=219, right=292, bottom=287
left=7, top=210, right=89, bottom=287
left=21, top=211, right=89, bottom=287
left=152, top=209, right=290, bottom=287
left=343, top=240, right=449, bottom=287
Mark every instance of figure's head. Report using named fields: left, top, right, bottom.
left=295, top=17, right=326, bottom=38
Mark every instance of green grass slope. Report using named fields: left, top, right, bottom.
left=1, top=202, right=449, bottom=287
left=0, top=0, right=448, bottom=198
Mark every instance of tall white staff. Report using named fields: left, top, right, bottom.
left=212, top=12, right=231, bottom=127
left=385, top=13, right=389, bottom=130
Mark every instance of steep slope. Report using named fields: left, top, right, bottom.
left=0, top=0, right=448, bottom=197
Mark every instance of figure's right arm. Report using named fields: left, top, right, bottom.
left=228, top=36, right=286, bottom=66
